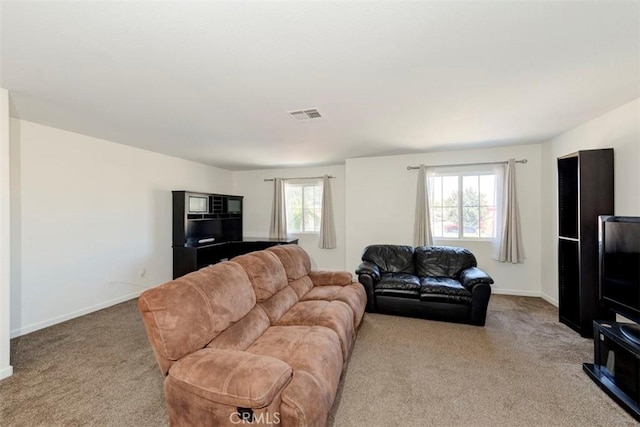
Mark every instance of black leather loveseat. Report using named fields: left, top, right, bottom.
left=356, top=245, right=494, bottom=326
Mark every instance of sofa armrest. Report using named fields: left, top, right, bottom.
left=459, top=267, right=494, bottom=290
left=308, top=270, right=353, bottom=286
left=168, top=348, right=292, bottom=408
left=355, top=261, right=380, bottom=281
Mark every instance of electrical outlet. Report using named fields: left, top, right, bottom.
left=139, top=268, right=146, bottom=279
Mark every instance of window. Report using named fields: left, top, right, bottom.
left=285, top=181, right=323, bottom=233
left=429, top=172, right=497, bottom=239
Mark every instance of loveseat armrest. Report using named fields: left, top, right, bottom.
left=356, top=261, right=379, bottom=312
left=308, top=270, right=353, bottom=286
left=355, top=261, right=380, bottom=281
left=469, top=282, right=492, bottom=326
left=167, top=348, right=292, bottom=408
left=459, top=267, right=494, bottom=290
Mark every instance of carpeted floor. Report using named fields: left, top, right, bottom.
left=0, top=295, right=636, bottom=426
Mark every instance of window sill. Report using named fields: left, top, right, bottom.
left=434, top=238, right=495, bottom=243
left=288, top=232, right=320, bottom=236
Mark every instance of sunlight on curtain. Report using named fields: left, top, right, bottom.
left=319, top=175, right=336, bottom=249
left=414, top=164, right=433, bottom=246
left=496, top=159, right=525, bottom=263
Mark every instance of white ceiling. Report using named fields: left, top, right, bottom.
left=1, top=1, right=639, bottom=170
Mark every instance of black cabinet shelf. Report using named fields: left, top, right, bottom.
left=558, top=155, right=579, bottom=239
left=557, top=149, right=615, bottom=338
left=186, top=214, right=242, bottom=220
left=212, top=196, right=224, bottom=214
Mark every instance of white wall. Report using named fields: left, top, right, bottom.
left=7, top=97, right=637, bottom=340
left=233, top=165, right=346, bottom=270
left=540, top=98, right=640, bottom=304
left=345, top=144, right=542, bottom=296
left=10, top=119, right=233, bottom=337
left=0, top=89, right=13, bottom=379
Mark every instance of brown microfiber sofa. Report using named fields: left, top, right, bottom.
left=139, top=245, right=366, bottom=426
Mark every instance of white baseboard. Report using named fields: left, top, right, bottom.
left=0, top=365, right=13, bottom=380
left=540, top=292, right=559, bottom=307
left=10, top=290, right=143, bottom=338
left=491, top=288, right=541, bottom=298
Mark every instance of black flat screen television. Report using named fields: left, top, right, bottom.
left=599, top=216, right=640, bottom=343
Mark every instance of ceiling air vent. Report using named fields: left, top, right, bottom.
left=288, top=108, right=322, bottom=121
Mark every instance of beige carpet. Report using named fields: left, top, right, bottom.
left=0, top=295, right=636, bottom=426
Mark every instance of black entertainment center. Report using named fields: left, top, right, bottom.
left=584, top=216, right=640, bottom=421
left=172, top=191, right=297, bottom=278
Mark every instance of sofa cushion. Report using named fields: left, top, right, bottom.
left=374, top=273, right=421, bottom=299
left=268, top=244, right=365, bottom=328
left=415, top=246, right=477, bottom=278
left=362, top=245, right=415, bottom=274
left=247, top=326, right=343, bottom=427
left=138, top=261, right=256, bottom=374
left=207, top=305, right=271, bottom=351
left=288, top=276, right=315, bottom=298
left=276, top=300, right=355, bottom=361
left=233, top=251, right=299, bottom=323
left=301, top=284, right=367, bottom=328
left=167, top=348, right=292, bottom=408
left=419, top=276, right=473, bottom=303
left=233, top=251, right=289, bottom=301
left=258, top=287, right=300, bottom=324
left=376, top=273, right=421, bottom=290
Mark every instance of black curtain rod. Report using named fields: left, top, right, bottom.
left=406, top=159, right=527, bottom=170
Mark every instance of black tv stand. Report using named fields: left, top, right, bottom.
left=584, top=321, right=640, bottom=421
left=620, top=324, right=640, bottom=347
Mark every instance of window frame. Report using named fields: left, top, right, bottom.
left=284, top=180, right=323, bottom=234
left=429, top=170, right=498, bottom=242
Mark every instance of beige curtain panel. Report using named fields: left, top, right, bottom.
left=414, top=164, right=434, bottom=247
left=319, top=175, right=336, bottom=249
left=498, top=159, right=525, bottom=263
left=269, top=177, right=287, bottom=239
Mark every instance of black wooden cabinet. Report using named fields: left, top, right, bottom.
left=557, top=149, right=615, bottom=337
left=172, top=191, right=297, bottom=278
left=172, top=191, right=243, bottom=246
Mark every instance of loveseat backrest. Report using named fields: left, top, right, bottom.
left=232, top=251, right=300, bottom=323
left=362, top=245, right=415, bottom=274
left=138, top=261, right=257, bottom=375
left=414, top=246, right=477, bottom=278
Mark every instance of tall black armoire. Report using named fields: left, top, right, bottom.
left=558, top=149, right=615, bottom=338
